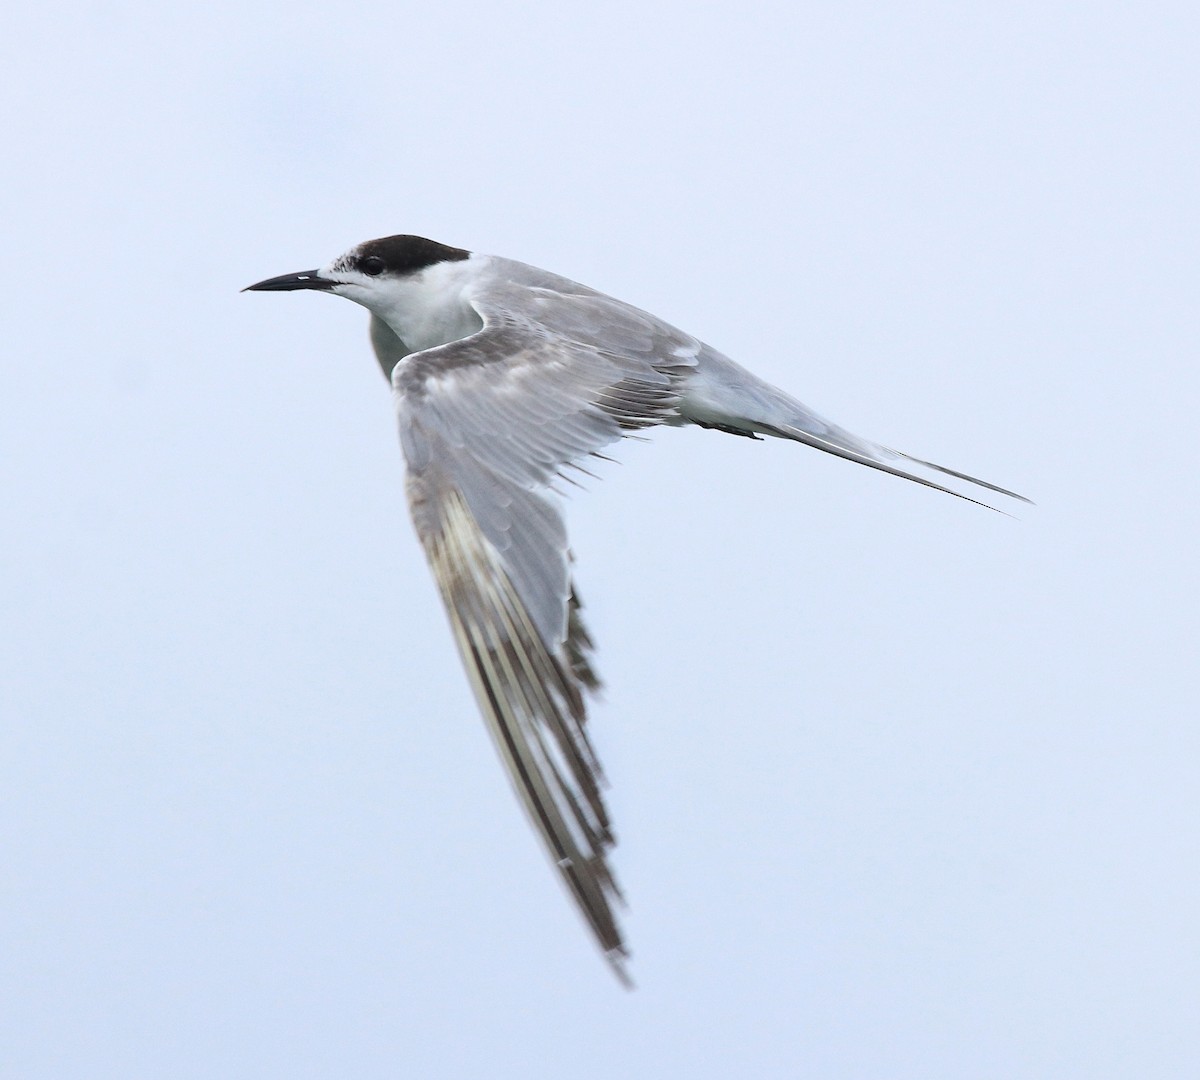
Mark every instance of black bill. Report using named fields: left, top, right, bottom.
left=242, top=270, right=337, bottom=293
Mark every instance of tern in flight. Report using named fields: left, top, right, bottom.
left=246, top=234, right=1028, bottom=982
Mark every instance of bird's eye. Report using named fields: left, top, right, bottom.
left=360, top=256, right=385, bottom=276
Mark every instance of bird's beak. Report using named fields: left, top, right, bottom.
left=242, top=270, right=338, bottom=293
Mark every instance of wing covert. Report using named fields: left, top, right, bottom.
left=390, top=299, right=696, bottom=976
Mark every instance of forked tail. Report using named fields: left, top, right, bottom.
left=680, top=349, right=1030, bottom=511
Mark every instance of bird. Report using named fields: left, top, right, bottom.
left=244, top=233, right=1028, bottom=983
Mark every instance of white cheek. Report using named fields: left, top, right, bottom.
left=316, top=264, right=375, bottom=306
left=375, top=273, right=483, bottom=352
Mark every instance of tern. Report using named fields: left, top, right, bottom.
left=245, top=233, right=1028, bottom=982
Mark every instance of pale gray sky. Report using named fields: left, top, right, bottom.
left=3, top=2, right=1197, bottom=1077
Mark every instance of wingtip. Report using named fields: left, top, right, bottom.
left=606, top=947, right=636, bottom=990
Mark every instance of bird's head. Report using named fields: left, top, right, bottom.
left=244, top=234, right=480, bottom=350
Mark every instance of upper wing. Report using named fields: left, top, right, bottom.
left=390, top=289, right=698, bottom=979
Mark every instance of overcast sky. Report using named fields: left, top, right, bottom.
left=3, top=2, right=1197, bottom=1077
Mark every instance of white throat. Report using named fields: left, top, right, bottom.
left=363, top=256, right=485, bottom=353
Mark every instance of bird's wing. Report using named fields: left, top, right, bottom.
left=388, top=290, right=698, bottom=979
